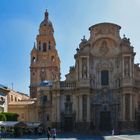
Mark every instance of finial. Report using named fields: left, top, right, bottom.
left=33, top=42, right=36, bottom=49
left=76, top=48, right=79, bottom=52
left=83, top=35, right=85, bottom=39
left=123, top=34, right=126, bottom=38
left=45, top=9, right=49, bottom=20
left=81, top=35, right=87, bottom=42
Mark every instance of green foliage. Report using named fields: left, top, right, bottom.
left=0, top=112, right=19, bottom=121
left=0, top=113, right=7, bottom=121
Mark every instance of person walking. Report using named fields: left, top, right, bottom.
left=112, top=129, right=114, bottom=135
left=51, top=128, right=56, bottom=140
left=47, top=127, right=51, bottom=140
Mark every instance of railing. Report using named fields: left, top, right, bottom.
left=60, top=81, right=76, bottom=88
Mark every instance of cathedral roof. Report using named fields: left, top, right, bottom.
left=40, top=18, right=53, bottom=27
left=89, top=22, right=121, bottom=30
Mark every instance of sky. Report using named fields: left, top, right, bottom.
left=0, top=0, right=140, bottom=95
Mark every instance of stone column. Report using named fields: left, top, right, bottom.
left=87, top=57, right=89, bottom=79
left=56, top=94, right=60, bottom=122
left=97, top=71, right=99, bottom=88
left=130, top=57, right=132, bottom=77
left=123, top=57, right=124, bottom=78
left=75, top=96, right=79, bottom=121
left=80, top=58, right=82, bottom=79
left=87, top=95, right=90, bottom=122
left=122, top=95, right=125, bottom=121
left=79, top=95, right=83, bottom=121
left=130, top=94, right=133, bottom=121
left=51, top=94, right=56, bottom=122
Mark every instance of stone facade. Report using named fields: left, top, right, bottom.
left=7, top=89, right=31, bottom=121
left=29, top=10, right=140, bottom=132
left=8, top=90, right=29, bottom=103
left=8, top=98, right=37, bottom=122
left=0, top=84, right=32, bottom=122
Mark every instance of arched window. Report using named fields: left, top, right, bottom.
left=101, top=70, right=109, bottom=86
left=43, top=43, right=47, bottom=52
left=32, top=56, right=36, bottom=62
left=11, top=95, right=13, bottom=101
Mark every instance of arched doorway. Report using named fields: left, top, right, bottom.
left=64, top=116, right=73, bottom=131
left=99, top=111, right=111, bottom=131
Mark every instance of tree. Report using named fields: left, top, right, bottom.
left=0, top=112, right=19, bottom=121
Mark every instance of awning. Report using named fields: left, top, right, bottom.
left=0, top=121, right=27, bottom=127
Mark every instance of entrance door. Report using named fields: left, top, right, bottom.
left=64, top=117, right=73, bottom=131
left=99, top=111, right=111, bottom=131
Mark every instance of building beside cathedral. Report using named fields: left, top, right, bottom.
left=28, top=10, right=140, bottom=131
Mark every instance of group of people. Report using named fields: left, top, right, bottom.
left=46, top=127, right=56, bottom=140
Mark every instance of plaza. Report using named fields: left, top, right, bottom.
left=1, top=132, right=140, bottom=140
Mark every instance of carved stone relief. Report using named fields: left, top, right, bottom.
left=99, top=41, right=109, bottom=55
left=94, top=25, right=115, bottom=36
left=96, top=61, right=113, bottom=71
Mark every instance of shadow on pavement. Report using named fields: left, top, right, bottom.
left=6, top=132, right=106, bottom=140
left=57, top=132, right=105, bottom=140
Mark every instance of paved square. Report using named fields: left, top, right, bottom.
left=1, top=132, right=140, bottom=140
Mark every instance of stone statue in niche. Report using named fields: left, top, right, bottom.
left=124, top=57, right=130, bottom=77
left=82, top=58, right=87, bottom=79
left=40, top=68, right=46, bottom=81
left=52, top=71, right=56, bottom=80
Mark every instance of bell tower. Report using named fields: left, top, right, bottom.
left=30, top=10, right=60, bottom=98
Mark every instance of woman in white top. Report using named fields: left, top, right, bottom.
left=51, top=128, right=56, bottom=139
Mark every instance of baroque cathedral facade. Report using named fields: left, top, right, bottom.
left=29, top=10, right=140, bottom=131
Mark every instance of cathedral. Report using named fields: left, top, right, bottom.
left=29, top=10, right=140, bottom=132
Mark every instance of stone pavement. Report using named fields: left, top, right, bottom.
left=1, top=132, right=140, bottom=140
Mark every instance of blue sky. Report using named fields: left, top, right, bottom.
left=0, top=0, right=140, bottom=95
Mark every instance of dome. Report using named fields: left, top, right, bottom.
left=40, top=19, right=53, bottom=27
left=40, top=10, right=53, bottom=28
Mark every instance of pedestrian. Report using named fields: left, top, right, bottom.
left=47, top=127, right=51, bottom=140
left=51, top=128, right=56, bottom=140
left=112, top=129, right=114, bottom=135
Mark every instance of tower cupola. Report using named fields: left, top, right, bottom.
left=39, top=10, right=54, bottom=34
